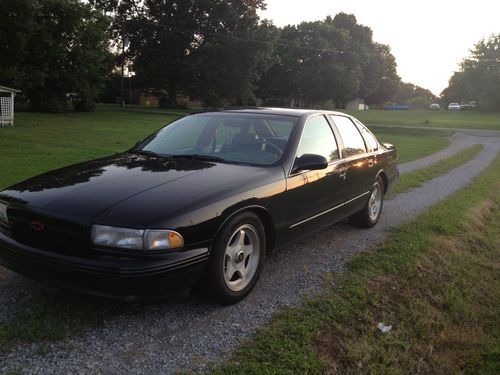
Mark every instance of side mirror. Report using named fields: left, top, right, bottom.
left=382, top=142, right=396, bottom=150
left=292, top=154, right=328, bottom=174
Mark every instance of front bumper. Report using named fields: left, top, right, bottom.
left=0, top=230, right=209, bottom=301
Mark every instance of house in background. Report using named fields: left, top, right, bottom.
left=0, top=85, right=20, bottom=126
left=139, top=92, right=160, bottom=107
left=138, top=91, right=201, bottom=108
left=346, top=98, right=368, bottom=110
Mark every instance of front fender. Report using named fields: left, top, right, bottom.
left=157, top=180, right=286, bottom=252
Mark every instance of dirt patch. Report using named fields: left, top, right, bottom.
left=465, top=196, right=495, bottom=232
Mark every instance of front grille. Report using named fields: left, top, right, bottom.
left=7, top=208, right=91, bottom=258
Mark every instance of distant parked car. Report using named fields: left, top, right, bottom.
left=448, top=103, right=461, bottom=111
left=460, top=102, right=476, bottom=110
left=429, top=103, right=440, bottom=111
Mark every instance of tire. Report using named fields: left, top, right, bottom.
left=205, top=212, right=266, bottom=305
left=349, top=176, right=384, bottom=228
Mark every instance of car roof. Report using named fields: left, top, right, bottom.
left=192, top=107, right=350, bottom=118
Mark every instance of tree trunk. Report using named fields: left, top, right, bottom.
left=167, top=84, right=177, bottom=108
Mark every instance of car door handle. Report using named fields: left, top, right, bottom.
left=368, top=159, right=374, bottom=167
left=339, top=167, right=347, bottom=179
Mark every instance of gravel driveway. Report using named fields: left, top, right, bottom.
left=398, top=132, right=481, bottom=174
left=0, top=131, right=499, bottom=375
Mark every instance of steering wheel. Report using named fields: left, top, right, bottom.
left=252, top=138, right=284, bottom=155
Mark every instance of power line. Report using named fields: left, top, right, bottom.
left=125, top=18, right=385, bottom=58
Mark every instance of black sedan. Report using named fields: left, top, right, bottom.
left=0, top=108, right=398, bottom=304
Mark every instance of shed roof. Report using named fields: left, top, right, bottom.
left=0, top=85, right=21, bottom=93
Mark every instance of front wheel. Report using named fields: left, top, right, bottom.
left=205, top=212, right=266, bottom=305
left=349, top=176, right=384, bottom=228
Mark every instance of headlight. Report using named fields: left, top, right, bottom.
left=0, top=202, right=8, bottom=226
left=92, top=225, right=184, bottom=251
left=92, top=225, right=144, bottom=250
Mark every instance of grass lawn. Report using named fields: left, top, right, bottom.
left=213, top=155, right=500, bottom=375
left=370, top=127, right=450, bottom=164
left=342, top=109, right=500, bottom=131
left=0, top=106, right=450, bottom=189
left=0, top=108, right=176, bottom=189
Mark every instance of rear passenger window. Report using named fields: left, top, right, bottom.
left=330, top=115, right=366, bottom=157
left=296, top=115, right=339, bottom=162
left=362, top=129, right=378, bottom=151
left=354, top=120, right=379, bottom=151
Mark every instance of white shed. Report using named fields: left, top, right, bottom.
left=0, top=85, right=21, bottom=126
left=346, top=98, right=368, bottom=110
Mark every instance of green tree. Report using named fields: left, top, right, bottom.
left=258, top=20, right=347, bottom=107
left=192, top=19, right=279, bottom=106
left=128, top=0, right=200, bottom=107
left=441, top=34, right=500, bottom=110
left=328, top=13, right=372, bottom=106
left=0, top=0, right=113, bottom=112
left=393, top=82, right=436, bottom=105
left=362, top=44, right=400, bottom=105
left=257, top=13, right=399, bottom=108
left=99, top=0, right=273, bottom=107
left=0, top=0, right=35, bottom=90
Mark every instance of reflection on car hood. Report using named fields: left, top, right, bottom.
left=0, top=153, right=268, bottom=224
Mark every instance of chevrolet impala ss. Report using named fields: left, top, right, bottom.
left=0, top=108, right=398, bottom=304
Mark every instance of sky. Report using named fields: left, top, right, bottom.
left=259, top=0, right=500, bottom=95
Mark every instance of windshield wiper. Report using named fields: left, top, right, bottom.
left=129, top=149, right=162, bottom=157
left=171, top=154, right=228, bottom=163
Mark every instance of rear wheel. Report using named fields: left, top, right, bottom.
left=349, top=176, right=384, bottom=228
left=206, top=212, right=266, bottom=305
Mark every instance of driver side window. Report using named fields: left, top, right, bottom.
left=296, top=115, right=339, bottom=162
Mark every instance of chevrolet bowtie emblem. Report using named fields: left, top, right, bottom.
left=31, top=221, right=45, bottom=231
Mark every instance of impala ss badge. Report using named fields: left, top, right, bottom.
left=31, top=221, right=45, bottom=231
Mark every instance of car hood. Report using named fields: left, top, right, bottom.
left=1, top=153, right=280, bottom=225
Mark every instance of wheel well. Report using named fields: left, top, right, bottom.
left=247, top=207, right=276, bottom=253
left=213, top=207, right=277, bottom=255
left=378, top=171, right=389, bottom=193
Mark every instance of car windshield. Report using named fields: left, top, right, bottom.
left=138, top=113, right=298, bottom=166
